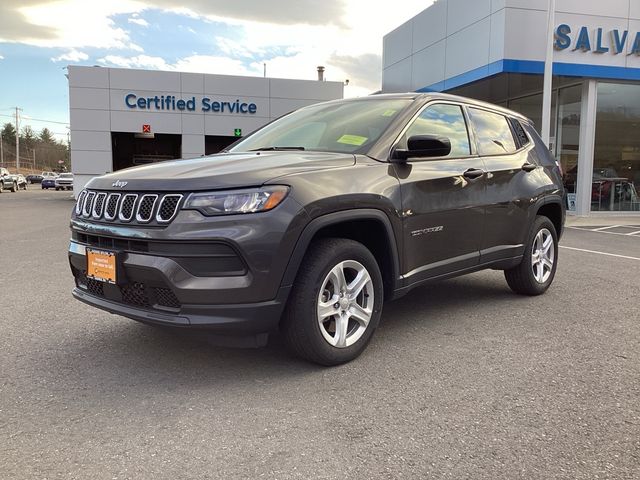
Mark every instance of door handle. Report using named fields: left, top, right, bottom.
left=521, top=162, right=537, bottom=172
left=463, top=168, right=484, bottom=179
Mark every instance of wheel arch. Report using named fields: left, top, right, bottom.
left=281, top=209, right=401, bottom=300
left=536, top=197, right=564, bottom=239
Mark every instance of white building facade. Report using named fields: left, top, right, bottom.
left=68, top=66, right=343, bottom=193
left=383, top=0, right=640, bottom=215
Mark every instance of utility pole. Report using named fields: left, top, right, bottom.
left=15, top=107, right=22, bottom=172
left=0, top=133, right=3, bottom=166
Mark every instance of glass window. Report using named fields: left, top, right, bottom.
left=555, top=85, right=582, bottom=199
left=468, top=108, right=517, bottom=155
left=229, top=98, right=412, bottom=154
left=592, top=82, right=640, bottom=211
left=399, top=104, right=471, bottom=157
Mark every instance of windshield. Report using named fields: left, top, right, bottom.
left=60, top=173, right=72, bottom=178
left=229, top=98, right=412, bottom=154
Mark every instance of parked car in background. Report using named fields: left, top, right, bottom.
left=41, top=176, right=58, bottom=189
left=14, top=174, right=27, bottom=190
left=27, top=171, right=57, bottom=184
left=0, top=167, right=18, bottom=192
left=26, top=174, right=43, bottom=184
left=55, top=173, right=73, bottom=191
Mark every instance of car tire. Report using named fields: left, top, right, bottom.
left=281, top=238, right=384, bottom=366
left=504, top=215, right=558, bottom=296
left=11, top=182, right=17, bottom=192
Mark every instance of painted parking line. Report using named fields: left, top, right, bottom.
left=566, top=225, right=640, bottom=237
left=592, top=225, right=621, bottom=231
left=559, top=245, right=640, bottom=261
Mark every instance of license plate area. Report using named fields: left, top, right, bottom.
left=86, top=248, right=118, bottom=284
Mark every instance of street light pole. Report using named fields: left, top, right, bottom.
left=541, top=0, right=556, bottom=150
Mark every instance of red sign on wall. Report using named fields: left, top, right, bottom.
left=142, top=124, right=151, bottom=133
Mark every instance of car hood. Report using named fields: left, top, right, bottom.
left=85, top=151, right=356, bottom=191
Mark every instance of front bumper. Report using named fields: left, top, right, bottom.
left=68, top=197, right=308, bottom=335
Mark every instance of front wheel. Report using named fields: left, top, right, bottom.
left=10, top=182, right=17, bottom=192
left=281, top=238, right=384, bottom=366
left=504, top=216, right=558, bottom=296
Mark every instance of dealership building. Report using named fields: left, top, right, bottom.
left=383, top=0, right=640, bottom=215
left=68, top=66, right=343, bottom=192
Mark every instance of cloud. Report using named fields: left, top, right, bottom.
left=0, top=0, right=347, bottom=50
left=51, top=48, right=89, bottom=63
left=0, top=0, right=58, bottom=44
left=97, top=53, right=260, bottom=77
left=0, top=0, right=143, bottom=49
left=149, top=0, right=348, bottom=27
left=98, top=54, right=169, bottom=70
left=0, top=55, right=4, bottom=60
left=128, top=17, right=149, bottom=27
left=327, top=53, right=381, bottom=91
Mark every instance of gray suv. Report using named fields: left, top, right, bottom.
left=68, top=93, right=565, bottom=365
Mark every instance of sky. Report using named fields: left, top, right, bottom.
left=0, top=0, right=433, bottom=141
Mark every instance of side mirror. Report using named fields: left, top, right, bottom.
left=392, top=135, right=451, bottom=161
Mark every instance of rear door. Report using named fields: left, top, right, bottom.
left=466, top=108, right=537, bottom=262
left=393, top=102, right=486, bottom=284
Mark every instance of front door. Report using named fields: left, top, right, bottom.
left=393, top=103, right=486, bottom=286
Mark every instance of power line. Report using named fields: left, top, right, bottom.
left=0, top=113, right=69, bottom=125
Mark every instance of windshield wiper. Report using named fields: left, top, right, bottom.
left=248, top=146, right=305, bottom=151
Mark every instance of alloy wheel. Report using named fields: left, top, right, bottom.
left=317, top=260, right=374, bottom=348
left=531, top=228, right=555, bottom=283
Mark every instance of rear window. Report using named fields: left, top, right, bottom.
left=509, top=118, right=530, bottom=148
left=468, top=108, right=517, bottom=156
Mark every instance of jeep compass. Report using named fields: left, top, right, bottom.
left=68, top=93, right=565, bottom=365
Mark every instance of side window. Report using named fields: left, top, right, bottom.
left=468, top=108, right=517, bottom=155
left=400, top=104, right=471, bottom=158
left=509, top=118, right=530, bottom=148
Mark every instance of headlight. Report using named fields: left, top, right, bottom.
left=183, top=186, right=289, bottom=216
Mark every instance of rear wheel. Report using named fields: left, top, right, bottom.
left=281, top=238, right=384, bottom=366
left=504, top=216, right=558, bottom=296
left=10, top=182, right=17, bottom=192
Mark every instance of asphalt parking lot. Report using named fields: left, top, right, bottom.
left=1, top=189, right=639, bottom=479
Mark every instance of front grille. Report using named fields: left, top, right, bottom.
left=75, top=190, right=183, bottom=226
left=75, top=271, right=104, bottom=297
left=154, top=287, right=180, bottom=309
left=157, top=195, right=182, bottom=222
left=74, top=267, right=183, bottom=312
left=136, top=194, right=157, bottom=223
left=86, top=278, right=105, bottom=297
left=119, top=194, right=137, bottom=222
left=92, top=192, right=107, bottom=219
left=75, top=191, right=87, bottom=214
left=120, top=282, right=150, bottom=308
left=83, top=192, right=95, bottom=217
left=104, top=194, right=120, bottom=220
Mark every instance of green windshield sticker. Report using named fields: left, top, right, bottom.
left=382, top=109, right=397, bottom=117
left=337, top=134, right=368, bottom=146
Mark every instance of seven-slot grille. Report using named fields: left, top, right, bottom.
left=75, top=190, right=183, bottom=225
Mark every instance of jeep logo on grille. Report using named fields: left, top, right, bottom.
left=112, top=180, right=128, bottom=188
